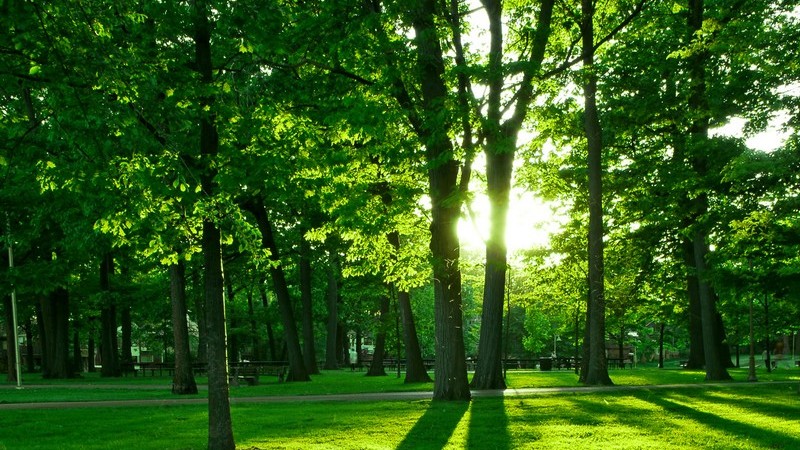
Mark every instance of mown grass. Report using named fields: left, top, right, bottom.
left=1, top=363, right=798, bottom=404
left=1, top=382, right=798, bottom=449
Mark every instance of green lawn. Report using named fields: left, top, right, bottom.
left=1, top=365, right=798, bottom=449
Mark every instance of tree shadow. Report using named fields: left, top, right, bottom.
left=698, top=387, right=800, bottom=422
left=396, top=400, right=469, bottom=450
left=466, top=397, right=510, bottom=449
left=643, top=393, right=800, bottom=448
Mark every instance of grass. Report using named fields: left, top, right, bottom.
left=1, top=364, right=798, bottom=449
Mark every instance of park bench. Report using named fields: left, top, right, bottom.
left=229, top=362, right=289, bottom=386
left=229, top=365, right=260, bottom=386
left=795, top=360, right=800, bottom=367
left=679, top=360, right=688, bottom=368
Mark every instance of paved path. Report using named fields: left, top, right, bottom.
left=1, top=381, right=795, bottom=410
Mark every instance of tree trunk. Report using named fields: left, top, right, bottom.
left=121, top=306, right=133, bottom=371
left=3, top=295, right=16, bottom=382
left=693, top=232, right=732, bottom=380
left=366, top=291, right=390, bottom=377
left=411, top=0, right=470, bottom=402
left=170, top=261, right=198, bottom=395
left=40, top=288, right=71, bottom=379
left=686, top=0, right=731, bottom=382
left=472, top=150, right=512, bottom=390
left=397, top=289, right=431, bottom=382
left=299, top=237, right=319, bottom=374
left=324, top=252, right=339, bottom=370
left=683, top=241, right=705, bottom=369
left=100, top=253, right=120, bottom=377
left=581, top=0, right=612, bottom=386
left=250, top=205, right=310, bottom=381
left=193, top=1, right=235, bottom=446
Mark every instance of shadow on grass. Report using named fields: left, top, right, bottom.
left=643, top=392, right=800, bottom=447
left=697, top=386, right=800, bottom=422
left=397, top=400, right=469, bottom=450
left=467, top=397, right=510, bottom=449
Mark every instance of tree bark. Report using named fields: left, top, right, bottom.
left=324, top=251, right=339, bottom=370
left=686, top=0, right=731, bottom=382
left=411, top=0, right=470, bottom=402
left=683, top=240, right=706, bottom=369
left=471, top=0, right=555, bottom=392
left=193, top=0, right=235, bottom=446
left=581, top=0, right=612, bottom=386
left=366, top=291, right=390, bottom=377
left=250, top=205, right=310, bottom=381
left=40, top=288, right=71, bottom=379
left=299, top=236, right=320, bottom=374
left=100, top=253, right=120, bottom=377
left=170, top=261, right=198, bottom=395
left=121, top=306, right=133, bottom=371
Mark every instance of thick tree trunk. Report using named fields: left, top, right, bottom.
left=251, top=206, right=310, bottom=381
left=366, top=292, right=390, bottom=377
left=170, top=261, right=198, bottom=395
left=472, top=150, right=512, bottom=390
left=120, top=306, right=133, bottom=371
left=686, top=0, right=731, bottom=382
left=693, top=232, right=732, bottom=380
left=40, top=288, right=71, bottom=379
left=412, top=0, right=470, bottom=402
left=193, top=1, right=235, bottom=446
left=299, top=237, right=319, bottom=374
left=581, top=0, right=612, bottom=386
left=100, top=253, right=120, bottom=377
left=324, top=253, right=339, bottom=370
left=683, top=241, right=705, bottom=369
left=397, top=289, right=431, bottom=382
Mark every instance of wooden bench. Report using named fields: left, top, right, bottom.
left=229, top=363, right=289, bottom=386
left=229, top=365, right=260, bottom=386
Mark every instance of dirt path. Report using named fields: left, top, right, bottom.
left=1, top=381, right=795, bottom=410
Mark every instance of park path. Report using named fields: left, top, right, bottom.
left=1, top=381, right=795, bottom=410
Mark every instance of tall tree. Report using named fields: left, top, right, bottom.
left=192, top=0, right=235, bottom=446
left=170, top=260, right=198, bottom=394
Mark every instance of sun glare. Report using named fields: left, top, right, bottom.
left=458, top=189, right=561, bottom=254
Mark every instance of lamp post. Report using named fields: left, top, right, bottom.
left=7, top=216, right=22, bottom=388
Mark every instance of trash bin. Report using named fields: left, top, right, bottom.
left=539, top=357, right=552, bottom=371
